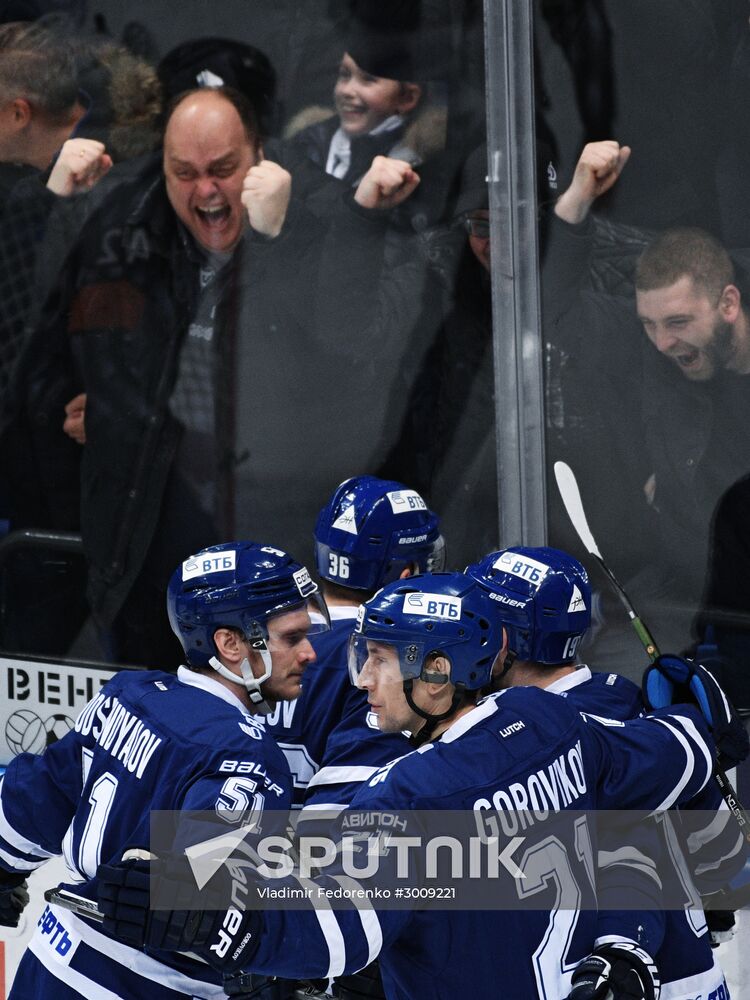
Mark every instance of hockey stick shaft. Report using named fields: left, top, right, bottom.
left=589, top=552, right=658, bottom=660
left=44, top=887, right=104, bottom=922
left=554, top=460, right=750, bottom=842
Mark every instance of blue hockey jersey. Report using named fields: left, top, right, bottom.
left=546, top=666, right=733, bottom=999
left=0, top=666, right=292, bottom=1000
left=265, top=607, right=411, bottom=810
left=243, top=686, right=717, bottom=999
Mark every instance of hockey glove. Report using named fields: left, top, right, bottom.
left=567, top=943, right=660, bottom=1000
left=0, top=869, right=29, bottom=927
left=705, top=909, right=736, bottom=947
left=335, top=960, right=388, bottom=998
left=97, top=853, right=262, bottom=973
left=223, top=972, right=309, bottom=998
left=642, top=654, right=750, bottom=768
left=702, top=857, right=750, bottom=913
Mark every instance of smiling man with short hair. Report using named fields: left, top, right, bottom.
left=547, top=139, right=750, bottom=610
left=635, top=228, right=750, bottom=381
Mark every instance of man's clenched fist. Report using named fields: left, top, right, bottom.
left=241, top=160, right=292, bottom=238
left=47, top=139, right=113, bottom=197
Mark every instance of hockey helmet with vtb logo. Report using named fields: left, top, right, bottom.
left=466, top=546, right=591, bottom=664
left=348, top=571, right=503, bottom=692
left=314, top=475, right=445, bottom=592
left=167, top=542, right=329, bottom=707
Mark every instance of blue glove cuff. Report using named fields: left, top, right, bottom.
left=643, top=666, right=674, bottom=711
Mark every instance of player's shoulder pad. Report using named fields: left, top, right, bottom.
left=569, top=670, right=645, bottom=720
left=490, top=686, right=584, bottom=742
left=106, top=669, right=270, bottom=753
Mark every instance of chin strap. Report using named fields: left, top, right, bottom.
left=208, top=628, right=274, bottom=715
left=404, top=679, right=467, bottom=748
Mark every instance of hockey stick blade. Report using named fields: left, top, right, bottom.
left=553, top=460, right=602, bottom=559
left=554, top=461, right=657, bottom=656
left=554, top=461, right=750, bottom=841
left=44, top=886, right=104, bottom=922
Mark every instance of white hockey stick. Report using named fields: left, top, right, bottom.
left=554, top=460, right=657, bottom=656
left=554, top=459, right=750, bottom=844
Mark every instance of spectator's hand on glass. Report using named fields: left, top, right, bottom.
left=241, top=159, right=292, bottom=238
left=354, top=155, right=420, bottom=211
left=47, top=139, right=113, bottom=197
left=63, top=393, right=87, bottom=445
left=554, top=140, right=631, bottom=225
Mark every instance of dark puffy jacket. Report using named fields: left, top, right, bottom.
left=12, top=154, right=321, bottom=626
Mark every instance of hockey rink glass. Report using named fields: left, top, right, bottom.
left=347, top=633, right=425, bottom=687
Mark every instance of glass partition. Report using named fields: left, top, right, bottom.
left=4, top=0, right=747, bottom=709
left=536, top=0, right=750, bottom=701
left=0, top=1, right=495, bottom=667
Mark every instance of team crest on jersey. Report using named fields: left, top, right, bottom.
left=293, top=567, right=316, bottom=597
left=386, top=490, right=427, bottom=514
left=239, top=721, right=264, bottom=740
left=332, top=505, right=358, bottom=535
left=494, top=552, right=550, bottom=589
left=567, top=585, right=587, bottom=613
left=403, top=592, right=461, bottom=620
left=182, top=551, right=236, bottom=581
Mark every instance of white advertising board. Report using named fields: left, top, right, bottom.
left=0, top=655, right=114, bottom=766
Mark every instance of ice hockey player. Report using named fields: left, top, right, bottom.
left=0, top=540, right=328, bottom=1000
left=264, top=474, right=445, bottom=810
left=96, top=571, right=740, bottom=1000
left=467, top=544, right=742, bottom=1000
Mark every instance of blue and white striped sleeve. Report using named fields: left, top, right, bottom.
left=0, top=733, right=84, bottom=873
left=584, top=705, right=715, bottom=811
left=0, top=775, right=57, bottom=874
left=248, top=872, right=408, bottom=980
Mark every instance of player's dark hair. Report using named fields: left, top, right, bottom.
left=636, top=227, right=735, bottom=303
left=320, top=562, right=419, bottom=605
left=321, top=580, right=374, bottom=604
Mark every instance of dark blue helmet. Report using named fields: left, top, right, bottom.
left=167, top=542, right=329, bottom=705
left=314, top=475, right=445, bottom=593
left=348, top=572, right=503, bottom=692
left=466, top=546, right=591, bottom=664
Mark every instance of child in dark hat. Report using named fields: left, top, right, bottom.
left=286, top=20, right=433, bottom=188
left=328, top=51, right=422, bottom=177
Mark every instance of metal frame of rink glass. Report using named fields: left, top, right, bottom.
left=554, top=459, right=750, bottom=845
